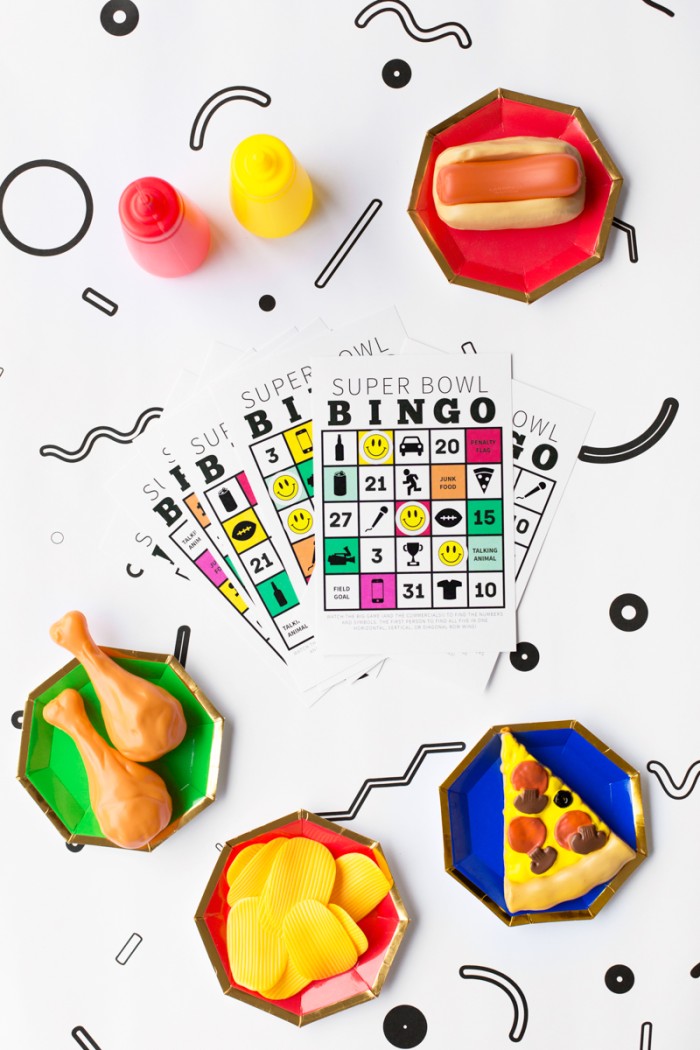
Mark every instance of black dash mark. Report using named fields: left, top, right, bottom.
left=579, top=397, right=678, bottom=464
left=646, top=760, right=700, bottom=800
left=355, top=1, right=472, bottom=48
left=315, top=199, right=383, bottom=289
left=11, top=710, right=23, bottom=729
left=174, top=625, right=191, bottom=667
left=318, top=741, right=465, bottom=821
left=642, top=0, right=674, bottom=15
left=82, top=288, right=118, bottom=316
left=40, top=406, right=163, bottom=463
left=116, top=932, right=143, bottom=964
left=0, top=160, right=93, bottom=256
left=72, top=1026, right=102, bottom=1050
left=189, top=87, right=271, bottom=151
left=459, top=966, right=528, bottom=1043
left=611, top=217, right=639, bottom=263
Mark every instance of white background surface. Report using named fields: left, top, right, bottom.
left=2, top=2, right=699, bottom=1047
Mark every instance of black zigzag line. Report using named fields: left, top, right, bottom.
left=612, top=217, right=639, bottom=263
left=39, top=406, right=163, bottom=462
left=318, top=741, right=465, bottom=821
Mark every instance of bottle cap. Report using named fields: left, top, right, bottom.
left=231, top=135, right=296, bottom=200
left=119, top=177, right=184, bottom=241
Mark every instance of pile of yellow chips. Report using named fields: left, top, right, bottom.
left=225, top=835, right=393, bottom=1000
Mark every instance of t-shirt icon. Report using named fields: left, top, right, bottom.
left=437, top=579, right=463, bottom=601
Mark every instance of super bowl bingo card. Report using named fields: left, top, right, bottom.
left=313, top=353, right=517, bottom=654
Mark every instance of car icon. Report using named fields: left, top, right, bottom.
left=399, top=435, right=424, bottom=456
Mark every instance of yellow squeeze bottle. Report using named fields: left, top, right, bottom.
left=230, top=134, right=313, bottom=238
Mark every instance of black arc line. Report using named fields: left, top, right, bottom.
left=611, top=217, right=639, bottom=263
left=0, top=160, right=93, bottom=256
left=314, top=199, right=383, bottom=288
left=578, top=398, right=678, bottom=464
left=11, top=710, right=23, bottom=729
left=318, top=741, right=465, bottom=821
left=459, top=966, right=528, bottom=1043
left=189, top=87, right=271, bottom=151
left=646, top=759, right=700, bottom=800
left=40, top=406, right=163, bottom=463
left=126, top=563, right=144, bottom=578
left=642, top=0, right=674, bottom=15
left=355, top=1, right=472, bottom=48
left=174, top=625, right=191, bottom=667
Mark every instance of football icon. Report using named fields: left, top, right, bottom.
left=435, top=507, right=463, bottom=529
left=231, top=519, right=257, bottom=541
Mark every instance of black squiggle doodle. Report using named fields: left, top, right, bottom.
left=459, top=966, right=528, bottom=1043
left=646, top=759, right=700, bottom=799
left=612, top=218, right=639, bottom=263
left=40, top=406, right=162, bottom=463
left=314, top=199, right=383, bottom=288
left=72, top=1026, right=102, bottom=1050
left=642, top=0, right=674, bottom=15
left=82, top=288, right=118, bottom=316
left=115, top=932, right=143, bottom=964
left=189, top=87, right=271, bottom=151
left=355, top=1, right=471, bottom=48
left=126, top=563, right=144, bottom=578
left=579, top=398, right=678, bottom=464
left=174, top=625, right=191, bottom=667
left=318, top=741, right=465, bottom=821
left=0, top=160, right=93, bottom=256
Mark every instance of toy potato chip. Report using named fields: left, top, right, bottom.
left=283, top=899, right=358, bottom=981
left=330, top=852, right=393, bottom=921
left=226, top=897, right=287, bottom=992
left=227, top=838, right=287, bottom=907
left=260, top=837, right=336, bottom=930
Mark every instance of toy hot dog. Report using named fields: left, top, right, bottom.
left=432, top=136, right=585, bottom=231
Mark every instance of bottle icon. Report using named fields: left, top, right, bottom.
left=271, top=580, right=288, bottom=608
left=335, top=435, right=344, bottom=461
left=333, top=471, right=347, bottom=497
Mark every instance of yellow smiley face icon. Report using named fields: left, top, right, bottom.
left=398, top=504, right=428, bottom=533
left=361, top=431, right=392, bottom=463
left=439, top=541, right=464, bottom=566
left=272, top=474, right=299, bottom=501
left=287, top=508, right=313, bottom=535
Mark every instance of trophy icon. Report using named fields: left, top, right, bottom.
left=403, top=541, right=423, bottom=566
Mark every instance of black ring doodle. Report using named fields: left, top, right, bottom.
left=383, top=1004, right=428, bottom=1047
left=72, top=1026, right=102, bottom=1050
left=82, top=288, right=118, bottom=316
left=100, top=1, right=139, bottom=35
left=605, top=964, right=635, bottom=994
left=611, top=217, right=639, bottom=263
left=355, top=1, right=472, bottom=48
left=115, top=932, right=143, bottom=964
left=0, top=160, right=93, bottom=256
left=189, top=87, right=271, bottom=151
left=459, top=966, right=528, bottom=1043
left=66, top=842, right=84, bottom=853
left=314, top=199, right=383, bottom=289
left=318, top=741, right=466, bottom=821
left=642, top=0, right=674, bottom=15
left=578, top=398, right=678, bottom=464
left=126, top=563, right=144, bottom=578
left=174, top=625, right=191, bottom=667
left=609, top=593, right=648, bottom=632
left=691, top=962, right=700, bottom=979
left=646, top=760, right=700, bottom=800
left=11, top=710, right=23, bottom=729
left=382, top=59, right=412, bottom=88
left=51, top=531, right=65, bottom=544
left=509, top=642, right=540, bottom=672
left=40, top=406, right=163, bottom=463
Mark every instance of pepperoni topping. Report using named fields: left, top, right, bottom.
left=508, top=816, right=546, bottom=854
left=555, top=810, right=594, bottom=849
left=511, top=760, right=548, bottom=794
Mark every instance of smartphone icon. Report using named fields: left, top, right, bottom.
left=295, top=427, right=313, bottom=455
left=371, top=578, right=384, bottom=604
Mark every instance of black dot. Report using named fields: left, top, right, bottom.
left=258, top=294, right=276, bottom=312
left=605, top=964, right=635, bottom=994
left=383, top=1005, right=427, bottom=1048
left=609, top=593, right=648, bottom=632
left=509, top=641, right=540, bottom=672
left=382, top=59, right=412, bottom=89
left=11, top=710, right=23, bottom=729
left=100, top=1, right=139, bottom=36
left=66, top=842, right=84, bottom=853
left=691, top=962, right=700, bottom=979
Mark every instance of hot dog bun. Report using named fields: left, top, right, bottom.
left=433, top=136, right=585, bottom=231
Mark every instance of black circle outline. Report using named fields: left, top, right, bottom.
left=383, top=1004, right=428, bottom=1048
left=509, top=641, right=540, bottom=672
left=0, top=160, right=94, bottom=257
left=604, top=963, right=635, bottom=994
left=382, top=59, right=412, bottom=89
left=100, top=0, right=140, bottom=36
left=609, top=593, right=648, bottom=632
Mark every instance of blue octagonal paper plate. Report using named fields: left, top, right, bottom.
left=439, top=721, right=647, bottom=925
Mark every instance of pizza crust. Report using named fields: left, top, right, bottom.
left=504, top=832, right=636, bottom=913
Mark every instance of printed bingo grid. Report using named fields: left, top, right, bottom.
left=320, top=427, right=505, bottom=612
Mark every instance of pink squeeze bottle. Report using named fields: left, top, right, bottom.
left=118, top=177, right=210, bottom=277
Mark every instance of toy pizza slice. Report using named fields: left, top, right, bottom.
left=501, top=731, right=636, bottom=913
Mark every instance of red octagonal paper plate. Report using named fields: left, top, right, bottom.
left=408, top=88, right=623, bottom=303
